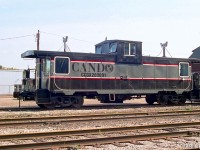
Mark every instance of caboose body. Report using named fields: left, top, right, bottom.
left=21, top=40, right=198, bottom=108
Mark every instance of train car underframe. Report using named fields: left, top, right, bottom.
left=35, top=89, right=84, bottom=108
left=34, top=88, right=190, bottom=108
left=145, top=91, right=187, bottom=105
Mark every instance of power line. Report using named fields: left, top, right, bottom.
left=40, top=30, right=95, bottom=44
left=40, top=31, right=63, bottom=37
left=69, top=37, right=95, bottom=44
left=57, top=44, right=64, bottom=51
left=156, top=49, right=163, bottom=57
left=0, top=34, right=35, bottom=41
left=166, top=48, right=172, bottom=57
left=0, top=31, right=96, bottom=44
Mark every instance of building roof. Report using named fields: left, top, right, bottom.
left=189, top=46, right=200, bottom=59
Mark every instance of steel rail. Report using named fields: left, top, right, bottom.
left=0, top=130, right=199, bottom=150
left=0, top=121, right=200, bottom=140
left=1, top=109, right=200, bottom=122
left=0, top=111, right=200, bottom=127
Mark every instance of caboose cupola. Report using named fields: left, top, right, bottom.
left=95, top=40, right=142, bottom=64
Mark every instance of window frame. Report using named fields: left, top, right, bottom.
left=179, top=62, right=189, bottom=77
left=54, top=56, right=70, bottom=75
left=124, top=42, right=136, bottom=56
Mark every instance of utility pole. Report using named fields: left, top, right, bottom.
left=36, top=30, right=40, bottom=50
left=160, top=42, right=168, bottom=57
left=63, top=36, right=68, bottom=52
left=36, top=30, right=41, bottom=89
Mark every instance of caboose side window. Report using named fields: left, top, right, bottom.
left=109, top=42, right=117, bottom=53
left=179, top=62, right=189, bottom=77
left=96, top=46, right=102, bottom=54
left=95, top=43, right=110, bottom=54
left=55, top=57, right=69, bottom=74
left=124, top=43, right=136, bottom=56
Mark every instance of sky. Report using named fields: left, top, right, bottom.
left=0, top=0, right=200, bottom=69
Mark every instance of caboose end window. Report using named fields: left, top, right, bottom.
left=179, top=62, right=189, bottom=77
left=55, top=57, right=70, bottom=74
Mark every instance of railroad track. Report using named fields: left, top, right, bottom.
left=0, top=102, right=198, bottom=112
left=0, top=121, right=200, bottom=149
left=0, top=109, right=200, bottom=127
left=0, top=103, right=151, bottom=111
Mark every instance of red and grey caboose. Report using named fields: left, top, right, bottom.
left=21, top=39, right=198, bottom=108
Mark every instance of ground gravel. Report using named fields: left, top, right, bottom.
left=0, top=96, right=200, bottom=149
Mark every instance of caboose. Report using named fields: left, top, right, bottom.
left=21, top=39, right=200, bottom=108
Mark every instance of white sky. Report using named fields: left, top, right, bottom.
left=0, top=0, right=200, bottom=69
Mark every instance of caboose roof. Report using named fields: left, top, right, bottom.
left=21, top=50, right=75, bottom=58
left=22, top=40, right=143, bottom=58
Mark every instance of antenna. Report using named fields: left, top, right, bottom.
left=160, top=41, right=168, bottom=57
left=63, top=36, right=68, bottom=52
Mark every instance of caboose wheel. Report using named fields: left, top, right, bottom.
left=157, top=95, right=168, bottom=105
left=60, top=97, right=71, bottom=107
left=71, top=96, right=84, bottom=108
left=146, top=94, right=156, bottom=105
left=178, top=95, right=186, bottom=105
left=167, top=95, right=186, bottom=105
left=167, top=95, right=176, bottom=105
left=37, top=104, right=46, bottom=108
left=115, top=96, right=124, bottom=103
